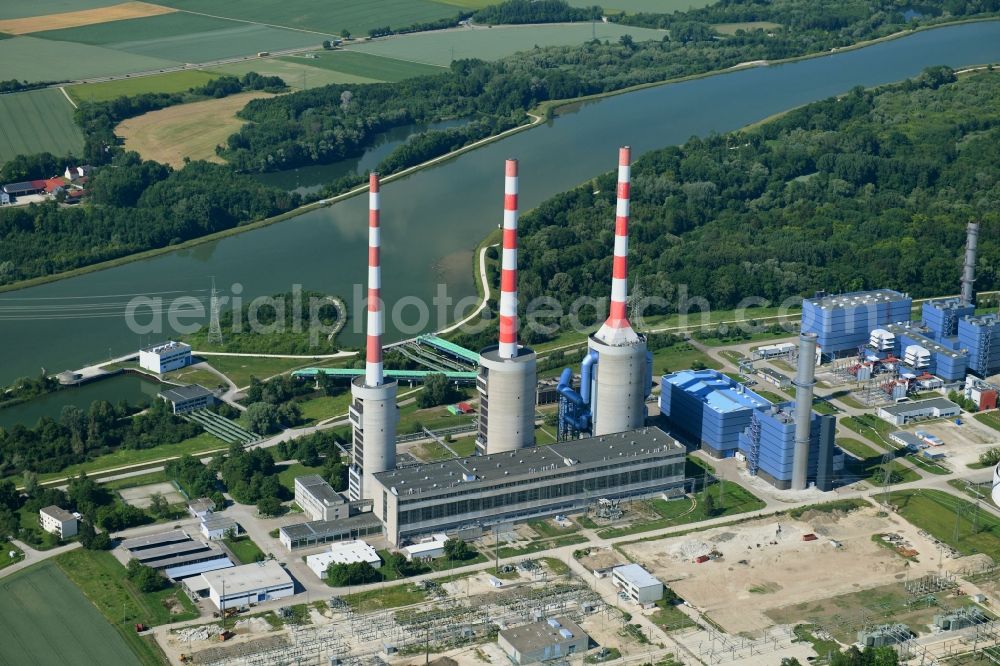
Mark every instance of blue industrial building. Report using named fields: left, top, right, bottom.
left=958, top=314, right=1000, bottom=377
left=922, top=298, right=974, bottom=339
left=658, top=369, right=770, bottom=458
left=883, top=323, right=968, bottom=382
left=737, top=404, right=838, bottom=490
left=802, top=290, right=912, bottom=357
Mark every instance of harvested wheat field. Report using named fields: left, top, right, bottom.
left=0, top=2, right=175, bottom=35
left=620, top=504, right=960, bottom=635
left=117, top=91, right=271, bottom=167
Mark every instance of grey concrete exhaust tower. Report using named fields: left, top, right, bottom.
left=791, top=332, right=818, bottom=490
left=961, top=220, right=979, bottom=306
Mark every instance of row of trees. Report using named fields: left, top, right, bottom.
left=472, top=0, right=601, bottom=25
left=0, top=398, right=200, bottom=478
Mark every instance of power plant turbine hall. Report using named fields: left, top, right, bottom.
left=348, top=172, right=399, bottom=502
left=476, top=158, right=537, bottom=455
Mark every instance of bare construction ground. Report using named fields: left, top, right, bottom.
left=620, top=504, right=955, bottom=635
left=900, top=418, right=1000, bottom=469
left=117, top=92, right=272, bottom=167
left=0, top=2, right=175, bottom=34
left=118, top=481, right=184, bottom=509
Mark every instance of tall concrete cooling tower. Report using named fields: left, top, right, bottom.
left=476, top=158, right=537, bottom=455
left=348, top=173, right=399, bottom=502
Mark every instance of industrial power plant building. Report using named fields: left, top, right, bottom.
left=801, top=289, right=912, bottom=357
left=138, top=340, right=192, bottom=374
left=737, top=405, right=840, bottom=490
left=371, top=427, right=686, bottom=546
left=659, top=369, right=771, bottom=457
left=498, top=617, right=590, bottom=665
left=294, top=475, right=348, bottom=522
left=185, top=561, right=294, bottom=610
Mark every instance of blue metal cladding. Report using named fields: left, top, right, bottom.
left=922, top=299, right=974, bottom=338
left=934, top=352, right=967, bottom=382
left=958, top=314, right=1000, bottom=376
left=659, top=370, right=769, bottom=457
left=802, top=291, right=912, bottom=356
left=737, top=405, right=829, bottom=484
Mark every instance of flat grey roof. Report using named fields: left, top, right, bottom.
left=806, top=289, right=909, bottom=310
left=374, top=427, right=682, bottom=496
left=160, top=384, right=213, bottom=402
left=613, top=563, right=662, bottom=588
left=500, top=617, right=587, bottom=652
left=132, top=540, right=213, bottom=563
left=880, top=398, right=960, bottom=416
left=121, top=529, right=189, bottom=551
left=188, top=498, right=215, bottom=511
left=40, top=505, right=76, bottom=522
left=890, top=431, right=924, bottom=448
left=280, top=512, right=382, bottom=541
left=149, top=552, right=230, bottom=571
left=201, top=515, right=238, bottom=531
left=759, top=368, right=789, bottom=380
left=200, top=561, right=292, bottom=596
left=296, top=475, right=345, bottom=505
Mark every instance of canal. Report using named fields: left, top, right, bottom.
left=1, top=21, right=999, bottom=386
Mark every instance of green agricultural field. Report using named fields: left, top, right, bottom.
left=0, top=0, right=122, bottom=19
left=214, top=57, right=377, bottom=90
left=154, top=0, right=459, bottom=36
left=347, top=23, right=667, bottom=66
left=0, top=88, right=84, bottom=164
left=566, top=0, right=716, bottom=12
left=290, top=51, right=445, bottom=82
left=0, top=35, right=178, bottom=82
left=0, top=560, right=141, bottom=665
left=33, top=12, right=331, bottom=63
left=66, top=69, right=222, bottom=103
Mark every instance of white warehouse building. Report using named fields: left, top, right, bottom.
left=306, top=540, right=382, bottom=579
left=139, top=341, right=192, bottom=374
left=186, top=561, right=294, bottom=610
left=876, top=398, right=961, bottom=426
left=611, top=563, right=663, bottom=605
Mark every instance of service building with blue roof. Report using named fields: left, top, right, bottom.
left=658, top=369, right=771, bottom=457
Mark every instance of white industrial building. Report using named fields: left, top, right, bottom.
left=611, top=563, right=663, bottom=605
left=305, top=540, right=382, bottom=579
left=294, top=475, right=347, bottom=522
left=401, top=534, right=448, bottom=562
left=200, top=515, right=239, bottom=541
left=139, top=340, right=192, bottom=373
left=876, top=398, right=961, bottom=426
left=186, top=561, right=294, bottom=610
left=39, top=506, right=78, bottom=538
left=498, top=617, right=590, bottom=665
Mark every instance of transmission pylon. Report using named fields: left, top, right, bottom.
left=880, top=451, right=894, bottom=505
left=207, top=276, right=224, bottom=346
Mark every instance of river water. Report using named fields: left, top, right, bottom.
left=1, top=21, right=999, bottom=387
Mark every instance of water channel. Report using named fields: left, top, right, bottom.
left=1, top=21, right=999, bottom=387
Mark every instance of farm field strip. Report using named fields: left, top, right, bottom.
left=284, top=50, right=446, bottom=82
left=0, top=561, right=139, bottom=665
left=32, top=11, right=332, bottom=63
left=0, top=2, right=175, bottom=35
left=0, top=88, right=84, bottom=164
left=66, top=68, right=222, bottom=102
left=0, top=35, right=178, bottom=82
left=0, top=0, right=125, bottom=20
left=216, top=58, right=379, bottom=89
left=347, top=23, right=667, bottom=67
left=151, top=0, right=460, bottom=36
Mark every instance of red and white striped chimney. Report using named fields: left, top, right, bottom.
left=498, top=159, right=519, bottom=359
left=595, top=146, right=640, bottom=346
left=365, top=172, right=384, bottom=386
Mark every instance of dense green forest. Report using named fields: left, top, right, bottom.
left=220, top=0, right=999, bottom=174
left=513, top=68, right=1000, bottom=327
